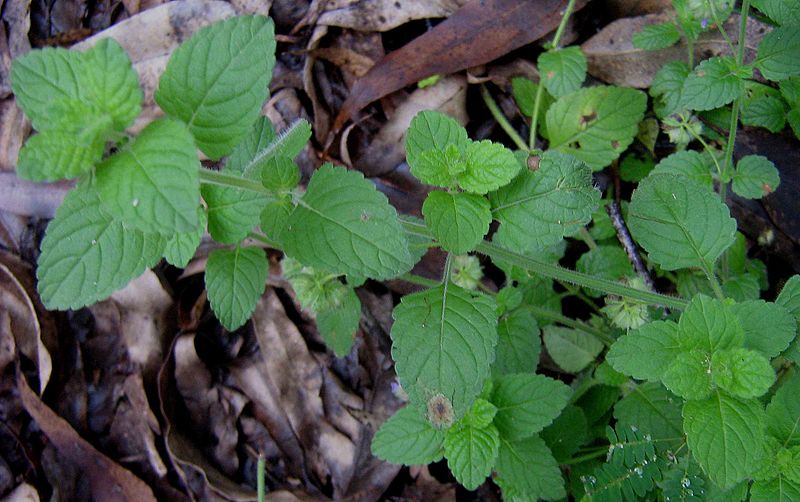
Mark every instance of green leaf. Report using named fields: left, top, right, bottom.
left=155, top=16, right=275, bottom=159
left=766, top=371, right=800, bottom=447
left=753, top=0, right=800, bottom=26
left=512, top=77, right=554, bottom=137
left=619, top=153, right=655, bottom=183
left=607, top=321, right=682, bottom=381
left=777, top=275, right=800, bottom=332
left=491, top=373, right=570, bottom=439
left=683, top=392, right=765, bottom=488
left=95, top=118, right=200, bottom=234
left=632, top=23, right=682, bottom=50
left=405, top=110, right=469, bottom=170
left=491, top=150, right=600, bottom=252
left=732, top=155, right=781, bottom=199
left=662, top=351, right=713, bottom=400
left=576, top=245, right=634, bottom=297
left=443, top=423, right=500, bottom=490
left=260, top=197, right=293, bottom=244
left=205, top=246, right=267, bottom=330
left=462, top=398, right=498, bottom=429
left=650, top=150, right=714, bottom=189
left=316, top=288, right=361, bottom=357
left=391, top=284, right=497, bottom=419
left=540, top=405, right=588, bottom=462
left=628, top=173, right=736, bottom=271
left=750, top=478, right=800, bottom=502
left=546, top=86, right=647, bottom=170
left=756, top=27, right=800, bottom=81
left=733, top=300, right=796, bottom=359
left=422, top=191, right=491, bottom=254
left=494, top=311, right=540, bottom=376
left=164, top=208, right=207, bottom=268
left=411, top=144, right=464, bottom=188
left=458, top=140, right=520, bottom=194
left=251, top=118, right=312, bottom=165
left=537, top=46, right=587, bottom=98
left=81, top=38, right=143, bottom=131
left=37, top=185, right=164, bottom=310
left=543, top=325, right=604, bottom=373
left=711, top=348, right=775, bottom=398
left=742, top=95, right=788, bottom=132
left=781, top=78, right=800, bottom=106
left=651, top=61, right=691, bottom=117
left=613, top=382, right=684, bottom=443
left=681, top=57, right=746, bottom=111
left=678, top=295, right=745, bottom=352
left=371, top=406, right=445, bottom=465
left=16, top=126, right=107, bottom=182
left=261, top=156, right=300, bottom=192
left=495, top=286, right=523, bottom=315
left=284, top=164, right=413, bottom=279
left=495, top=435, right=566, bottom=500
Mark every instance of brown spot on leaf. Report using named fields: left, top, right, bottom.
left=581, top=111, right=597, bottom=125
left=527, top=155, right=541, bottom=171
left=611, top=140, right=620, bottom=149
left=763, top=183, right=773, bottom=194
left=427, top=393, right=454, bottom=428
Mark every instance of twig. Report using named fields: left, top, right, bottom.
left=606, top=201, right=657, bottom=293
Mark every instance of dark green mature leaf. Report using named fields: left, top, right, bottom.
left=155, top=16, right=275, bottom=159
left=614, top=382, right=683, bottom=443
left=681, top=57, right=746, bottom=111
left=95, top=118, right=200, bottom=234
left=205, top=246, right=268, bottom=330
left=284, top=164, right=413, bottom=280
left=651, top=61, right=691, bottom=117
left=17, top=126, right=107, bottom=181
left=756, top=27, right=800, bottom=81
left=372, top=406, right=445, bottom=465
left=316, top=288, right=361, bottom=357
left=546, top=86, right=647, bottom=170
left=81, top=38, right=143, bottom=130
left=494, top=311, right=540, bottom=376
left=512, top=77, right=554, bottom=137
left=753, top=0, right=800, bottom=26
left=540, top=405, right=588, bottom=462
left=733, top=300, right=796, bottom=358
left=37, top=185, right=164, bottom=309
left=444, top=423, right=499, bottom=490
left=678, top=295, right=745, bottom=352
left=683, top=392, right=766, bottom=488
left=543, top=326, right=604, bottom=373
left=538, top=46, right=587, bottom=98
left=491, top=373, right=570, bottom=439
left=650, top=150, right=714, bottom=189
left=422, top=191, right=491, bottom=254
left=391, top=284, right=497, bottom=419
left=766, top=371, right=800, bottom=447
left=628, top=173, right=736, bottom=271
left=632, top=23, right=682, bottom=50
left=11, top=48, right=83, bottom=129
left=742, top=95, right=788, bottom=132
left=607, top=321, right=682, bottom=381
left=732, top=155, right=781, bottom=199
left=495, top=436, right=566, bottom=500
left=164, top=208, right=207, bottom=268
left=576, top=245, right=634, bottom=297
left=491, top=151, right=599, bottom=252
left=750, top=478, right=800, bottom=502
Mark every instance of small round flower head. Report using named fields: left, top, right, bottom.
left=451, top=255, right=482, bottom=290
left=426, top=393, right=455, bottom=429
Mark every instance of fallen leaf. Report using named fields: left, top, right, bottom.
left=3, top=482, right=40, bottom=502
left=334, top=0, right=588, bottom=131
left=0, top=100, right=29, bottom=171
left=0, top=172, right=71, bottom=218
left=317, top=0, right=467, bottom=32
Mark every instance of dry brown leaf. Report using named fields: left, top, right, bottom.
left=229, top=0, right=273, bottom=16
left=3, top=482, right=40, bottom=502
left=0, top=100, right=29, bottom=172
left=317, top=0, right=467, bottom=32
left=582, top=13, right=771, bottom=88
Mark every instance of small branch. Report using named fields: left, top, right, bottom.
left=480, top=84, right=529, bottom=151
left=606, top=201, right=658, bottom=293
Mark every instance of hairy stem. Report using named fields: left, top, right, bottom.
left=480, top=84, right=529, bottom=151
left=198, top=167, right=274, bottom=196
left=525, top=304, right=614, bottom=346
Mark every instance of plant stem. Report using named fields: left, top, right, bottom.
left=480, top=84, right=529, bottom=151
left=198, top=167, right=274, bottom=196
left=248, top=231, right=282, bottom=249
left=708, top=0, right=737, bottom=56
left=578, top=227, right=598, bottom=251
left=549, top=0, right=579, bottom=50
left=703, top=264, right=727, bottom=300
left=398, top=273, right=441, bottom=288
left=525, top=304, right=614, bottom=346
left=257, top=454, right=265, bottom=502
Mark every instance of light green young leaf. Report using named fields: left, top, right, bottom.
left=681, top=57, right=746, bottom=111
left=282, top=257, right=349, bottom=313
left=613, top=382, right=684, bottom=443
left=443, top=423, right=500, bottom=490
left=742, top=95, right=788, bottom=132
left=575, top=246, right=634, bottom=297
left=711, top=348, right=775, bottom=398
left=458, top=140, right=520, bottom=194
left=546, top=86, right=647, bottom=170
left=284, top=164, right=413, bottom=279
left=766, top=371, right=800, bottom=447
left=777, top=275, right=800, bottom=326
left=733, top=300, right=796, bottom=358
left=543, top=326, right=604, bottom=373
left=371, top=405, right=445, bottom=465
left=662, top=351, right=713, bottom=400
left=732, top=155, right=781, bottom=199
left=205, top=246, right=267, bottom=330
left=248, top=118, right=312, bottom=166
left=495, top=286, right=523, bottom=315
left=756, top=27, right=800, bottom=81
left=462, top=398, right=498, bottom=429
left=259, top=197, right=292, bottom=244
left=391, top=284, right=497, bottom=419
left=781, top=78, right=800, bottom=106
left=10, top=48, right=83, bottom=128
left=678, top=295, right=745, bottom=352
left=723, top=273, right=761, bottom=302
left=405, top=110, right=469, bottom=169
left=81, top=38, right=143, bottom=131
left=494, top=311, right=540, bottom=376
left=753, top=0, right=800, bottom=26
left=411, top=144, right=465, bottom=188
left=164, top=208, right=207, bottom=268
left=607, top=321, right=682, bottom=381
left=37, top=185, right=164, bottom=309
left=683, top=392, right=766, bottom=488
left=261, top=156, right=300, bottom=192
left=632, top=23, right=682, bottom=50
left=422, top=191, right=490, bottom=254
left=490, top=373, right=570, bottom=439
left=316, top=288, right=361, bottom=357
left=750, top=478, right=800, bottom=502
left=95, top=118, right=200, bottom=234
left=155, top=16, right=275, bottom=159
left=495, top=435, right=566, bottom=500
left=491, top=151, right=599, bottom=252
left=628, top=173, right=736, bottom=271
left=537, top=46, right=587, bottom=98
left=649, top=150, right=714, bottom=189
left=16, top=126, right=107, bottom=181
left=651, top=61, right=691, bottom=117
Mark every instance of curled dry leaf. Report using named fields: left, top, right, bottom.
left=317, top=0, right=467, bottom=32
left=582, top=13, right=771, bottom=88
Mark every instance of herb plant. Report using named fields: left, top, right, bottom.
left=9, top=1, right=800, bottom=499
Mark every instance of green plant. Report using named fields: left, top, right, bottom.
left=9, top=1, right=800, bottom=499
